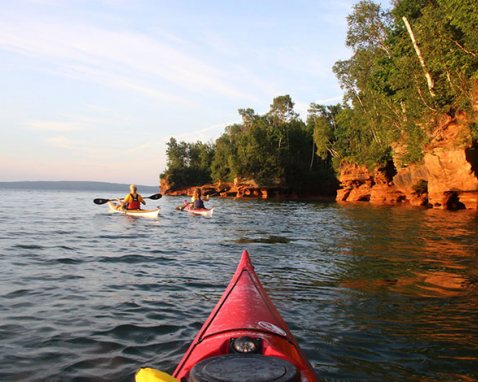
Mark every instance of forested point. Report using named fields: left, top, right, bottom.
left=161, top=0, right=478, bottom=199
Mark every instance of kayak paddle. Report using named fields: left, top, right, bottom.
left=176, top=200, right=192, bottom=211
left=93, top=193, right=162, bottom=205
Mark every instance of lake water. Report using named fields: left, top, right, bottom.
left=0, top=188, right=477, bottom=381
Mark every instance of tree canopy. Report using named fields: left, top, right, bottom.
left=161, top=138, right=215, bottom=190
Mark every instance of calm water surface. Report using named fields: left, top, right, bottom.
left=0, top=188, right=477, bottom=381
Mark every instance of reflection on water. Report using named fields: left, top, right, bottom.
left=321, top=205, right=478, bottom=381
left=0, top=191, right=477, bottom=381
left=336, top=206, right=477, bottom=298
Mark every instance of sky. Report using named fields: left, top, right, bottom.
left=0, top=0, right=390, bottom=186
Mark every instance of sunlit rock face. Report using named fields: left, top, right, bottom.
left=336, top=112, right=478, bottom=210
left=392, top=164, right=429, bottom=207
left=336, top=163, right=373, bottom=202
left=424, top=149, right=478, bottom=209
left=335, top=163, right=405, bottom=205
left=422, top=113, right=478, bottom=210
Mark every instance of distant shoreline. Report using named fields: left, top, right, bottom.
left=0, top=181, right=159, bottom=192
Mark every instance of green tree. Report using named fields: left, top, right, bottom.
left=162, top=138, right=215, bottom=189
left=211, top=133, right=236, bottom=182
left=165, top=137, right=188, bottom=170
left=346, top=0, right=392, bottom=57
left=308, top=103, right=341, bottom=161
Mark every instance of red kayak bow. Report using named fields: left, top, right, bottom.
left=173, top=250, right=319, bottom=382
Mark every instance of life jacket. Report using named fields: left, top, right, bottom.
left=127, top=193, right=141, bottom=210
left=193, top=199, right=205, bottom=209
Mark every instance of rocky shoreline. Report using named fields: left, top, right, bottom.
left=161, top=114, right=477, bottom=211
left=160, top=177, right=335, bottom=201
left=336, top=113, right=478, bottom=210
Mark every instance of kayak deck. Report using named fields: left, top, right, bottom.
left=185, top=207, right=214, bottom=217
left=172, top=250, right=318, bottom=381
left=107, top=201, right=160, bottom=218
left=178, top=202, right=214, bottom=217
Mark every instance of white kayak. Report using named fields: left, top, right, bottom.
left=183, top=205, right=214, bottom=217
left=107, top=201, right=160, bottom=218
left=176, top=201, right=214, bottom=217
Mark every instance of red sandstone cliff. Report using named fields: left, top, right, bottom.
left=336, top=113, right=478, bottom=210
left=160, top=177, right=270, bottom=199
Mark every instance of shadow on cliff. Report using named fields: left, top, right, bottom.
left=465, top=142, right=478, bottom=178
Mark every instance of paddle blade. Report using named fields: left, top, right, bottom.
left=176, top=201, right=190, bottom=210
left=93, top=198, right=110, bottom=205
left=148, top=193, right=162, bottom=200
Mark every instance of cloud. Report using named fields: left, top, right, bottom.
left=62, top=63, right=189, bottom=104
left=125, top=140, right=157, bottom=154
left=25, top=120, right=87, bottom=131
left=47, top=135, right=77, bottom=148
left=0, top=13, right=255, bottom=103
left=23, top=110, right=137, bottom=136
left=26, top=120, right=79, bottom=131
left=171, top=123, right=230, bottom=143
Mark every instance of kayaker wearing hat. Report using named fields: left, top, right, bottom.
left=118, top=184, right=146, bottom=210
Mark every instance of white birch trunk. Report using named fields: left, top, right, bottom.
left=402, top=16, right=436, bottom=97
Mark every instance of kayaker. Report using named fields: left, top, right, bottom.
left=119, top=184, right=146, bottom=210
left=192, top=188, right=205, bottom=209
